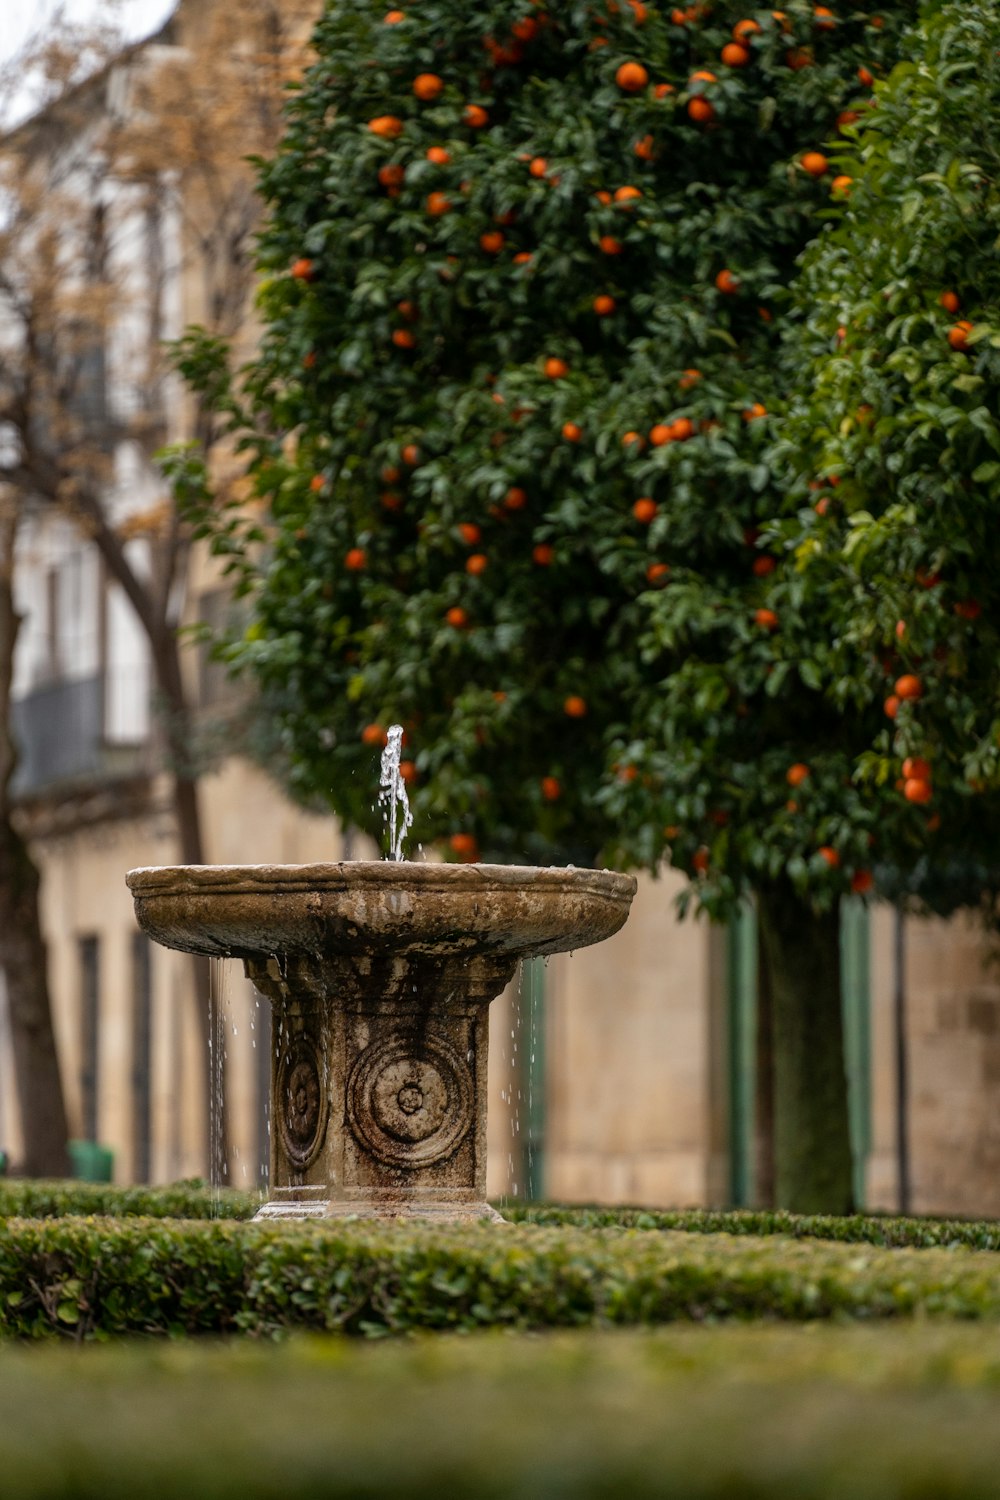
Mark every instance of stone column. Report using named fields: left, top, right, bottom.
left=246, top=950, right=518, bottom=1221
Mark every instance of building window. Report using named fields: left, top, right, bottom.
left=131, top=932, right=153, bottom=1182
left=79, top=936, right=100, bottom=1142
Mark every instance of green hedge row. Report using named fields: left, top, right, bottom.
left=5, top=1180, right=999, bottom=1255
left=3, top=1217, right=1000, bottom=1340
left=505, top=1203, right=1000, bottom=1251
left=0, top=1179, right=259, bottom=1221
left=3, top=1326, right=1000, bottom=1497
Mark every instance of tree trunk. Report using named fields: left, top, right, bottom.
left=754, top=930, right=776, bottom=1208
left=0, top=508, right=70, bottom=1177
left=0, top=823, right=70, bottom=1177
left=756, top=884, right=854, bottom=1215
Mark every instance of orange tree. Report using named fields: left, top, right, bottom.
left=176, top=0, right=919, bottom=1212
left=771, top=0, right=1000, bottom=920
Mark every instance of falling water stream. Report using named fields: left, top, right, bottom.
left=378, top=724, right=413, bottom=861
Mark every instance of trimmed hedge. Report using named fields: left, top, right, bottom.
left=3, top=1326, right=1000, bottom=1497
left=505, top=1203, right=1000, bottom=1252
left=3, top=1217, right=1000, bottom=1340
left=0, top=1179, right=259, bottom=1221
left=6, top=1181, right=1000, bottom=1254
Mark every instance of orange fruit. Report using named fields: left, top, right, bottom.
left=786, top=48, right=813, bottom=69
left=512, top=16, right=539, bottom=40
left=397, top=299, right=418, bottom=321
left=818, top=845, right=840, bottom=868
left=627, top=0, right=649, bottom=21
left=721, top=42, right=750, bottom=65
left=562, top=422, right=583, bottom=442
left=544, top=357, right=568, bottom=379
left=449, top=832, right=479, bottom=859
left=904, top=778, right=933, bottom=805
left=426, top=191, right=451, bottom=216
left=646, top=562, right=671, bottom=584
left=715, top=268, right=739, bottom=294
left=692, top=847, right=710, bottom=874
left=384, top=10, right=405, bottom=21
left=378, top=164, right=405, bottom=189
left=850, top=869, right=874, bottom=895
left=743, top=402, right=767, bottom=421
left=615, top=61, right=649, bottom=91
left=690, top=69, right=718, bottom=83
left=801, top=151, right=829, bottom=177
left=939, top=289, right=960, bottom=313
left=670, top=417, right=694, bottom=441
left=541, top=775, right=562, bottom=801
left=633, top=497, right=658, bottom=523
left=368, top=115, right=404, bottom=138
left=381, top=491, right=402, bottom=511
left=687, top=97, right=715, bottom=123
left=599, top=235, right=624, bottom=255
left=733, top=18, right=762, bottom=39
left=529, top=156, right=548, bottom=177
left=458, top=522, right=481, bottom=544
left=948, top=321, right=973, bottom=351
left=480, top=230, right=505, bottom=253
left=464, top=104, right=489, bottom=127
left=361, top=723, right=386, bottom=745
left=813, top=5, right=836, bottom=27
left=593, top=294, right=616, bottom=316
left=614, top=185, right=642, bottom=205
left=513, top=252, right=534, bottom=265
left=345, top=547, right=367, bottom=570
left=752, top=556, right=776, bottom=577
left=398, top=760, right=417, bottom=784
left=595, top=189, right=613, bottom=204
left=831, top=175, right=852, bottom=198
left=678, top=368, right=702, bottom=390
left=381, top=464, right=401, bottom=484
left=533, top=543, right=555, bottom=565
left=446, top=606, right=469, bottom=627
left=954, top=598, right=981, bottom=620
left=309, top=474, right=324, bottom=493
left=786, top=763, right=810, bottom=787
left=392, top=328, right=415, bottom=348
left=564, top=695, right=587, bottom=718
left=884, top=695, right=900, bottom=719
left=466, top=553, right=488, bottom=575
left=291, top=257, right=315, bottom=280
left=413, top=73, right=444, bottom=100
left=895, top=674, right=923, bottom=701
left=622, top=430, right=644, bottom=448
left=755, top=608, right=779, bottom=629
left=837, top=109, right=860, bottom=131
left=649, top=424, right=672, bottom=446
left=857, top=65, right=874, bottom=86
left=498, top=487, right=524, bottom=511
left=902, top=756, right=931, bottom=781
left=402, top=443, right=421, bottom=466
left=634, top=134, right=657, bottom=159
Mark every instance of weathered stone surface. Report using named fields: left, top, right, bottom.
left=127, top=862, right=636, bottom=1221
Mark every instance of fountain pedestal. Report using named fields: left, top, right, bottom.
left=126, top=861, right=636, bottom=1222
left=249, top=950, right=516, bottom=1221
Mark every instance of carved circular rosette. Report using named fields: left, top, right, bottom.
left=276, top=1035, right=329, bottom=1171
left=346, top=1030, right=474, bottom=1170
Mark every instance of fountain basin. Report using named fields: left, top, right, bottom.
left=127, top=861, right=636, bottom=1223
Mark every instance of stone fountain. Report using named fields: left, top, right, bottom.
left=126, top=859, right=636, bottom=1221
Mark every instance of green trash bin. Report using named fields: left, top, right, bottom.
left=68, top=1140, right=114, bottom=1183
